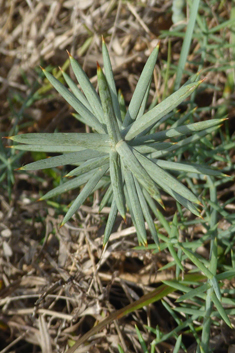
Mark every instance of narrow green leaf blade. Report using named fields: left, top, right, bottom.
left=61, top=164, right=109, bottom=225
left=134, top=179, right=159, bottom=247
left=174, top=0, right=200, bottom=90
left=60, top=68, right=92, bottom=112
left=123, top=170, right=147, bottom=245
left=20, top=151, right=106, bottom=171
left=180, top=245, right=214, bottom=279
left=142, top=189, right=171, bottom=234
left=116, top=140, right=163, bottom=206
left=99, top=183, right=112, bottom=211
left=40, top=170, right=96, bottom=200
left=10, top=144, right=86, bottom=153
left=66, top=156, right=109, bottom=177
left=135, top=325, right=148, bottom=353
left=168, top=244, right=184, bottom=271
left=68, top=53, right=104, bottom=123
left=123, top=44, right=160, bottom=128
left=152, top=159, right=226, bottom=177
left=134, top=142, right=173, bottom=154
left=97, top=63, right=122, bottom=144
left=102, top=38, right=122, bottom=126
left=211, top=292, right=231, bottom=327
left=109, top=150, right=126, bottom=219
left=150, top=125, right=221, bottom=159
left=9, top=133, right=111, bottom=153
left=41, top=68, right=105, bottom=133
left=135, top=118, right=225, bottom=144
left=173, top=335, right=182, bottom=353
left=118, top=89, right=126, bottom=121
left=103, top=198, right=118, bottom=245
left=133, top=149, right=200, bottom=205
left=177, top=283, right=210, bottom=302
left=209, top=276, right=222, bottom=302
left=125, top=80, right=202, bottom=140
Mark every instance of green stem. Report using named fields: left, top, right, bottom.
left=200, top=177, right=218, bottom=352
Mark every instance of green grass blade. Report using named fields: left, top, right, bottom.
left=61, top=164, right=109, bottom=226
left=174, top=0, right=201, bottom=90
left=173, top=335, right=182, bottom=353
left=209, top=276, right=222, bottom=302
left=117, top=345, right=125, bottom=353
left=208, top=16, right=235, bottom=34
left=135, top=325, right=148, bottom=353
left=109, top=150, right=126, bottom=219
left=68, top=53, right=104, bottom=123
left=163, top=280, right=196, bottom=294
left=153, top=316, right=196, bottom=345
left=168, top=244, right=184, bottom=271
left=97, top=63, right=122, bottom=144
left=211, top=292, right=231, bottom=327
left=41, top=68, right=105, bottom=133
left=177, top=283, right=210, bottom=302
left=180, top=245, right=213, bottom=279
left=124, top=80, right=202, bottom=140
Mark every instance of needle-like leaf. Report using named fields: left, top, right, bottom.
left=116, top=140, right=163, bottom=206
left=97, top=63, right=122, bottom=144
left=123, top=171, right=147, bottom=245
left=109, top=150, right=126, bottom=219
left=41, top=68, right=105, bottom=133
left=9, top=133, right=111, bottom=153
left=19, top=151, right=107, bottom=171
left=133, top=149, right=200, bottom=205
left=66, top=156, right=109, bottom=177
left=68, top=52, right=104, bottom=124
left=61, top=164, right=109, bottom=226
left=102, top=37, right=122, bottom=126
left=40, top=170, right=97, bottom=200
left=123, top=43, right=160, bottom=128
left=124, top=81, right=202, bottom=140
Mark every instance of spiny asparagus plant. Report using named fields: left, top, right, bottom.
left=8, top=39, right=225, bottom=245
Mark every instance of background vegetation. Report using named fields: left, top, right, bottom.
left=0, top=1, right=235, bottom=352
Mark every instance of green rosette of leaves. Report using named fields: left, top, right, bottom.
left=8, top=39, right=225, bottom=245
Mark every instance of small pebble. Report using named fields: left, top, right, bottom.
left=1, top=228, right=12, bottom=237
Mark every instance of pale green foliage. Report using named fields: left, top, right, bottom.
left=9, top=39, right=224, bottom=245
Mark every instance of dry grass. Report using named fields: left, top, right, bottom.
left=0, top=1, right=234, bottom=353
